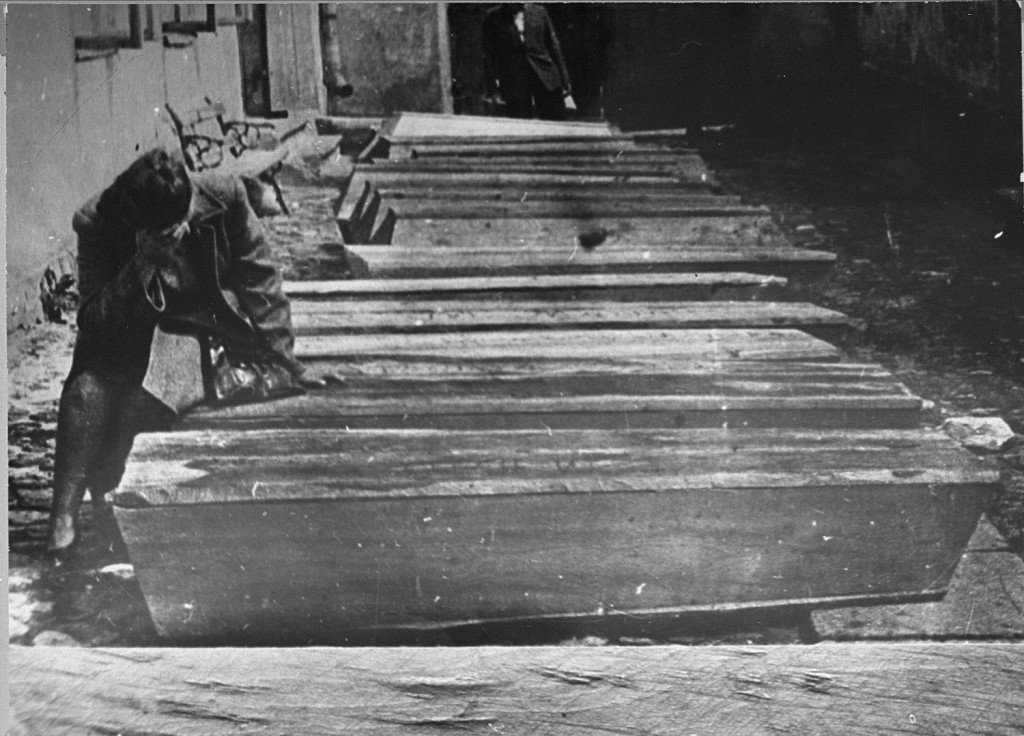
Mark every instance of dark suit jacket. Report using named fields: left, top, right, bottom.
left=71, top=171, right=302, bottom=391
left=484, top=3, right=571, bottom=97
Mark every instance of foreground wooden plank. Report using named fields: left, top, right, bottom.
left=182, top=361, right=922, bottom=431
left=111, top=427, right=996, bottom=639
left=293, top=328, right=842, bottom=362
left=284, top=272, right=791, bottom=303
left=288, top=300, right=850, bottom=340
left=385, top=215, right=777, bottom=247
left=346, top=244, right=835, bottom=280
left=12, top=644, right=1024, bottom=736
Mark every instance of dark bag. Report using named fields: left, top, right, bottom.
left=205, top=337, right=306, bottom=406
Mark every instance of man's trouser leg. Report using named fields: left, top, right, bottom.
left=532, top=76, right=566, bottom=121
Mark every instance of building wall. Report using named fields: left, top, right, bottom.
left=266, top=3, right=325, bottom=114
left=6, top=4, right=245, bottom=329
left=602, top=4, right=758, bottom=130
left=599, top=2, right=1020, bottom=130
left=856, top=1, right=1017, bottom=104
left=331, top=3, right=453, bottom=116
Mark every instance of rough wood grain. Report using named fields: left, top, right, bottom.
left=336, top=178, right=372, bottom=230
left=361, top=196, right=766, bottom=221
left=182, top=361, right=923, bottom=431
left=298, top=355, right=845, bottom=382
left=287, top=299, right=850, bottom=340
left=387, top=133, right=650, bottom=146
left=284, top=272, right=791, bottom=303
left=384, top=215, right=778, bottom=247
left=382, top=111, right=618, bottom=138
left=346, top=244, right=835, bottom=280
left=386, top=133, right=657, bottom=145
left=402, top=150, right=702, bottom=165
left=402, top=140, right=652, bottom=156
left=815, top=519, right=1024, bottom=639
left=367, top=150, right=704, bottom=165
left=369, top=183, right=722, bottom=201
left=115, top=426, right=999, bottom=505
left=12, top=644, right=1024, bottom=736
left=359, top=158, right=708, bottom=178
left=110, top=427, right=995, bottom=638
left=292, top=328, right=843, bottom=362
left=349, top=169, right=716, bottom=188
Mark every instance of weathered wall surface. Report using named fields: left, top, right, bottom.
left=596, top=2, right=1019, bottom=129
left=602, top=4, right=758, bottom=130
left=330, top=3, right=453, bottom=116
left=266, top=3, right=325, bottom=114
left=856, top=1, right=1017, bottom=104
left=7, top=4, right=245, bottom=329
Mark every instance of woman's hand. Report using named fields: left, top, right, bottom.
left=136, top=221, right=196, bottom=293
left=297, top=372, right=347, bottom=389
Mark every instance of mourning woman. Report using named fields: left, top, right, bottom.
left=48, top=147, right=319, bottom=555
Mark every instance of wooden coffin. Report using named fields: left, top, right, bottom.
left=376, top=215, right=777, bottom=247
left=364, top=183, right=723, bottom=201
left=181, top=361, right=923, bottom=432
left=336, top=187, right=759, bottom=241
left=348, top=196, right=765, bottom=222
left=358, top=158, right=709, bottom=178
left=287, top=299, right=850, bottom=341
left=399, top=151, right=704, bottom=165
left=354, top=181, right=722, bottom=202
left=380, top=111, right=619, bottom=139
left=345, top=244, right=836, bottom=280
left=111, top=427, right=997, bottom=641
left=284, top=272, right=792, bottom=303
left=397, top=140, right=674, bottom=157
left=293, top=328, right=842, bottom=364
left=346, top=169, right=718, bottom=189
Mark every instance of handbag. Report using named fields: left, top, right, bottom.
left=205, top=336, right=306, bottom=406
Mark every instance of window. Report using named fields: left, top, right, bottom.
left=216, top=4, right=253, bottom=26
left=142, top=5, right=161, bottom=42
left=163, top=4, right=217, bottom=36
left=73, top=5, right=143, bottom=61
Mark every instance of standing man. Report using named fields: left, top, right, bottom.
left=484, top=3, right=573, bottom=120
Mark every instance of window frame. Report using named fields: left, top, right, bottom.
left=73, top=5, right=143, bottom=62
left=162, top=4, right=217, bottom=36
left=216, top=4, right=253, bottom=26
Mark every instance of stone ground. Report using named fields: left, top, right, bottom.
left=7, top=117, right=1024, bottom=646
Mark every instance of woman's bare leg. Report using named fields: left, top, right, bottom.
left=48, top=371, right=122, bottom=552
left=88, top=386, right=174, bottom=505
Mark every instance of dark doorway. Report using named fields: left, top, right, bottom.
left=447, top=3, right=610, bottom=120
left=237, top=4, right=271, bottom=117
